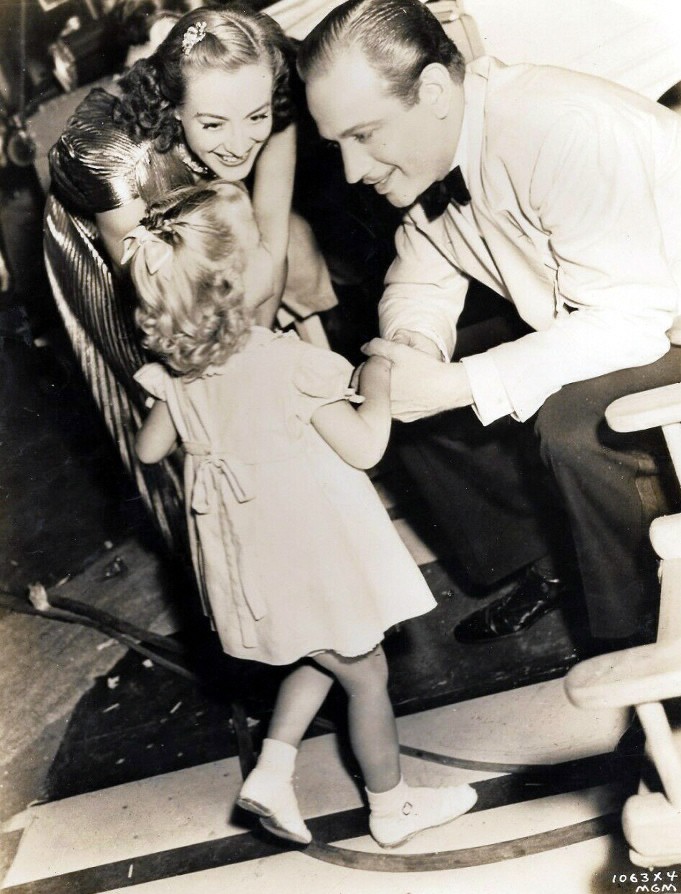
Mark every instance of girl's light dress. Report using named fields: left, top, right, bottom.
left=134, top=328, right=436, bottom=666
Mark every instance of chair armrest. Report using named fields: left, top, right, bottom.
left=606, top=383, right=681, bottom=433
left=651, top=514, right=681, bottom=560
left=565, top=640, right=681, bottom=709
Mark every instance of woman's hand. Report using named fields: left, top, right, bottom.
left=96, top=198, right=149, bottom=275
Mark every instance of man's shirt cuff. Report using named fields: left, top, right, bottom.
left=460, top=352, right=515, bottom=425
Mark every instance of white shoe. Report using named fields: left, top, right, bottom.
left=369, top=783, right=477, bottom=848
left=237, top=767, right=311, bottom=845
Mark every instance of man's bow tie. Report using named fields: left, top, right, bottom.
left=417, top=166, right=471, bottom=221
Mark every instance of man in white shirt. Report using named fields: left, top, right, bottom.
left=298, top=0, right=681, bottom=652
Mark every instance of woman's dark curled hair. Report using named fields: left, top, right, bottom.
left=113, top=5, right=297, bottom=153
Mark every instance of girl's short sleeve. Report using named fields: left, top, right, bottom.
left=292, top=343, right=363, bottom=422
left=134, top=363, right=170, bottom=404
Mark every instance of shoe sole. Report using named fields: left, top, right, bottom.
left=260, top=816, right=311, bottom=846
left=373, top=788, right=479, bottom=849
left=236, top=795, right=272, bottom=818
left=236, top=796, right=312, bottom=846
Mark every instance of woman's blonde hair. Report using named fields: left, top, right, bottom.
left=129, top=180, right=253, bottom=379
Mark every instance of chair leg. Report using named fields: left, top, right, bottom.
left=623, top=703, right=681, bottom=865
left=637, top=701, right=681, bottom=809
left=656, top=557, right=681, bottom=643
left=637, top=557, right=681, bottom=797
left=623, top=790, right=681, bottom=867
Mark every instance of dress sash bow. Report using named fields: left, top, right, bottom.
left=184, top=441, right=265, bottom=648
left=185, top=441, right=254, bottom=512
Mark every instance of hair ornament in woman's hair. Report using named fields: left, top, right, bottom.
left=182, top=21, right=208, bottom=56
left=121, top=225, right=173, bottom=275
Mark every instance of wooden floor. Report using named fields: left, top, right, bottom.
left=1, top=663, right=640, bottom=893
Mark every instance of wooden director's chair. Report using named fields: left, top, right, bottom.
left=565, top=376, right=681, bottom=868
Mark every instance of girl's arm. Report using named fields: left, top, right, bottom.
left=311, top=356, right=392, bottom=470
left=251, top=123, right=296, bottom=326
left=136, top=400, right=178, bottom=464
left=96, top=198, right=148, bottom=276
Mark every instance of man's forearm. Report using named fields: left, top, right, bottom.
left=421, top=361, right=474, bottom=417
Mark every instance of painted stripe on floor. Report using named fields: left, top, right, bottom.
left=306, top=812, right=620, bottom=872
left=2, top=737, right=488, bottom=886
left=3, top=676, right=630, bottom=887
left=102, top=832, right=630, bottom=894
left=0, top=814, right=620, bottom=894
left=0, top=774, right=623, bottom=894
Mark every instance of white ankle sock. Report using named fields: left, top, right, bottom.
left=256, top=738, right=298, bottom=778
left=366, top=777, right=408, bottom=816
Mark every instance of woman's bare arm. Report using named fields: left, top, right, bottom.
left=251, top=123, right=296, bottom=323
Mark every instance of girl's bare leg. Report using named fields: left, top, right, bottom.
left=267, top=661, right=334, bottom=746
left=239, top=647, right=477, bottom=848
left=237, top=662, right=333, bottom=845
left=311, top=645, right=401, bottom=792
left=313, top=645, right=477, bottom=848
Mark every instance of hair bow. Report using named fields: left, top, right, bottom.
left=120, top=226, right=173, bottom=275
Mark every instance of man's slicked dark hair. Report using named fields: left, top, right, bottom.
left=297, top=0, right=465, bottom=104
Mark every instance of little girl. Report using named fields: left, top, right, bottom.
left=128, top=180, right=477, bottom=849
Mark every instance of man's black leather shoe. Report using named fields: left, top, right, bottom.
left=454, top=566, right=568, bottom=643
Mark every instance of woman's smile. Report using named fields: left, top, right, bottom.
left=213, top=148, right=253, bottom=167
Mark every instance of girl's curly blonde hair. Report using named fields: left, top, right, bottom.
left=129, top=181, right=254, bottom=379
